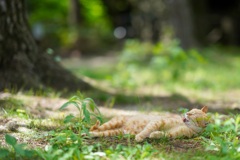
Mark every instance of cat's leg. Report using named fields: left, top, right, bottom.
left=90, top=129, right=123, bottom=137
left=135, top=121, right=163, bottom=142
left=90, top=116, right=126, bottom=131
left=149, top=131, right=165, bottom=139
left=165, top=126, right=195, bottom=138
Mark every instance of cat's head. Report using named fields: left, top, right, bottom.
left=183, top=106, right=211, bottom=133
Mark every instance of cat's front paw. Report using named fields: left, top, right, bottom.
left=90, top=120, right=100, bottom=131
left=135, top=135, right=144, bottom=142
left=149, top=131, right=164, bottom=139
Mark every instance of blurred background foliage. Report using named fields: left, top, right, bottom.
left=27, top=0, right=113, bottom=53
left=113, top=39, right=205, bottom=88
left=26, top=0, right=240, bottom=92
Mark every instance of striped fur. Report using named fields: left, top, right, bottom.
left=89, top=106, right=210, bottom=142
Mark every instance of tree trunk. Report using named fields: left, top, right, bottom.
left=0, top=0, right=92, bottom=91
left=167, top=0, right=196, bottom=48
left=69, top=0, right=81, bottom=27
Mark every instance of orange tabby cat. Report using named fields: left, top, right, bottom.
left=89, top=106, right=210, bottom=142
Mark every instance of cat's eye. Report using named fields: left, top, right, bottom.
left=187, top=113, right=193, bottom=116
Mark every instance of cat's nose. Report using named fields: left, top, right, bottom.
left=183, top=118, right=188, bottom=122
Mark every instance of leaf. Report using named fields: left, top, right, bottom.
left=81, top=126, right=89, bottom=135
left=69, top=95, right=82, bottom=102
left=90, top=114, right=103, bottom=123
left=14, top=143, right=26, bottom=156
left=84, top=98, right=102, bottom=116
left=63, top=114, right=75, bottom=123
left=74, top=149, right=81, bottom=160
left=82, top=102, right=90, bottom=123
left=0, top=148, right=10, bottom=158
left=59, top=147, right=76, bottom=160
left=59, top=101, right=71, bottom=110
left=24, top=149, right=36, bottom=157
left=84, top=98, right=96, bottom=111
left=96, top=116, right=103, bottom=124
left=59, top=101, right=81, bottom=112
left=5, top=134, right=17, bottom=146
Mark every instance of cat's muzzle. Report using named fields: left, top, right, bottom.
left=182, top=114, right=189, bottom=123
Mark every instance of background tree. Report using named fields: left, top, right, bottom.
left=69, top=0, right=82, bottom=27
left=102, top=0, right=196, bottom=48
left=102, top=0, right=240, bottom=48
left=190, top=0, right=240, bottom=45
left=0, top=0, right=92, bottom=91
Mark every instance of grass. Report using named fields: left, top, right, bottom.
left=180, top=47, right=240, bottom=91
left=0, top=95, right=239, bottom=160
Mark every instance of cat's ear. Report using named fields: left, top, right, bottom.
left=201, top=106, right=208, bottom=113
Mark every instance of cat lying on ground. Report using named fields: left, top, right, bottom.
left=89, top=106, right=210, bottom=142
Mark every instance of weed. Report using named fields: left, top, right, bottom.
left=59, top=94, right=103, bottom=134
left=0, top=134, right=37, bottom=159
left=35, top=95, right=104, bottom=159
left=202, top=114, right=240, bottom=159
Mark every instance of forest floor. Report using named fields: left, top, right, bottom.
left=0, top=55, right=240, bottom=159
left=0, top=87, right=239, bottom=159
left=0, top=91, right=230, bottom=149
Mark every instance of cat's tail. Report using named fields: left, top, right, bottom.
left=90, top=129, right=123, bottom=137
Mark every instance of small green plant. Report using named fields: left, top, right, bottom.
left=105, top=143, right=157, bottom=159
left=0, top=134, right=37, bottom=159
left=202, top=114, right=240, bottom=159
left=36, top=95, right=104, bottom=159
left=59, top=94, right=103, bottom=134
left=36, top=130, right=83, bottom=160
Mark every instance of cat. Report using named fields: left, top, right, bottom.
left=89, top=106, right=210, bottom=142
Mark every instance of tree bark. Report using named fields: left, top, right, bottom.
left=0, top=0, right=92, bottom=91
